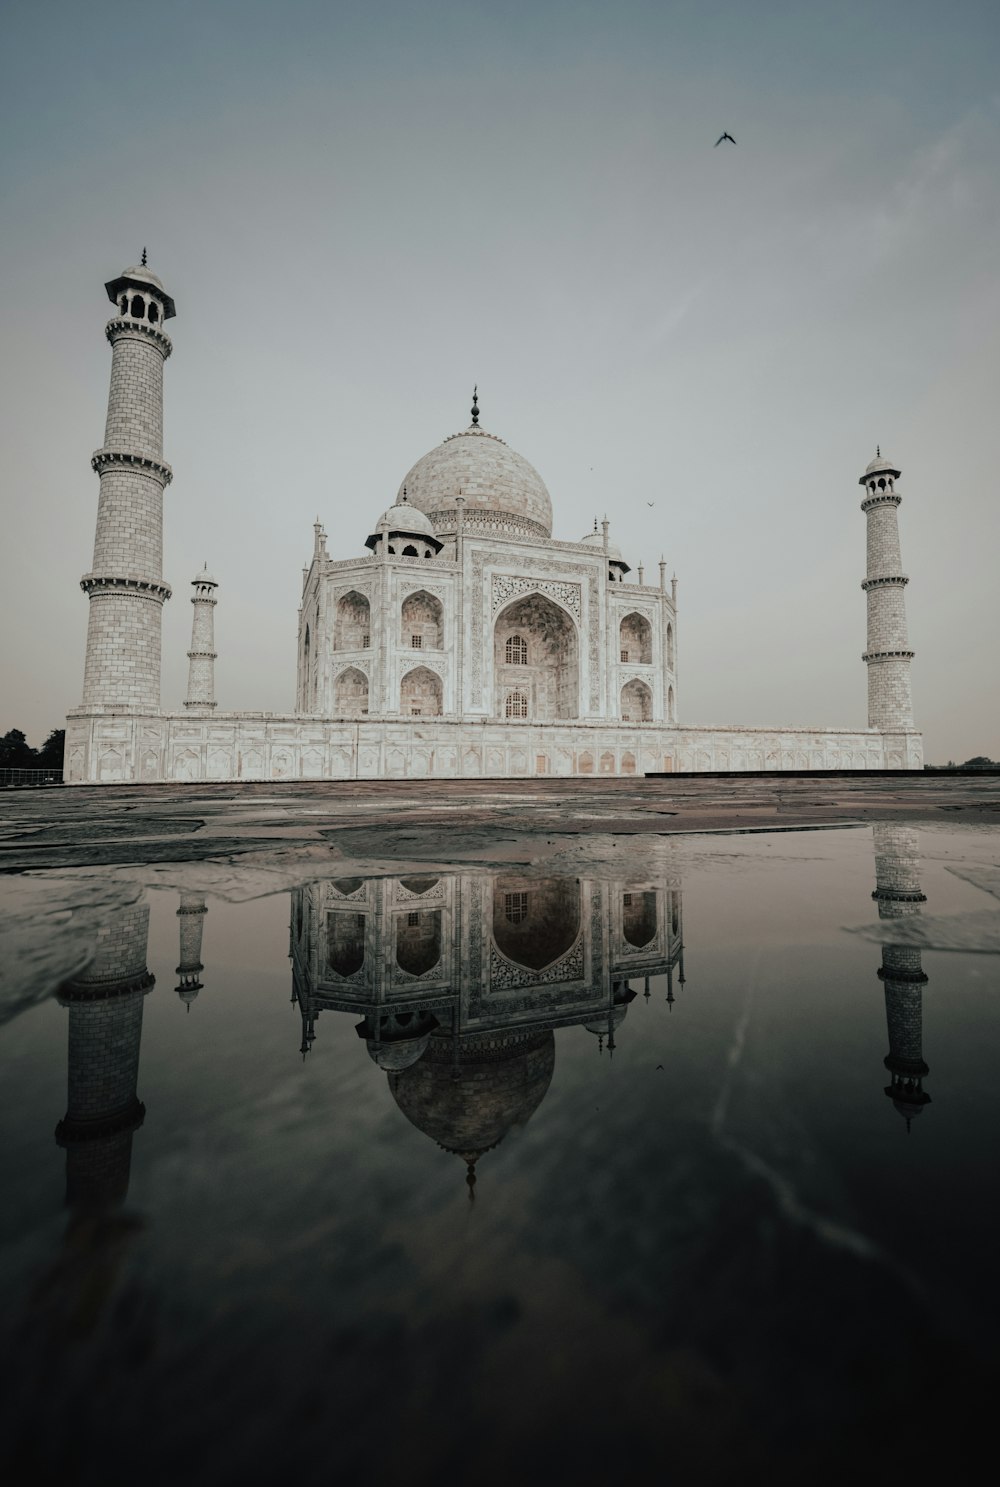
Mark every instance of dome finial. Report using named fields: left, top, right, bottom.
left=876, top=444, right=880, bottom=458
left=141, top=246, right=147, bottom=267
left=471, top=385, right=479, bottom=427
left=402, top=484, right=408, bottom=503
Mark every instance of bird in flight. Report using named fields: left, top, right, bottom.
left=646, top=501, right=655, bottom=507
left=715, top=131, right=736, bottom=146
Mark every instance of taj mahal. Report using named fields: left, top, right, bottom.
left=64, top=259, right=923, bottom=783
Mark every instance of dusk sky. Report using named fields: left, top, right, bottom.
left=1, top=0, right=997, bottom=762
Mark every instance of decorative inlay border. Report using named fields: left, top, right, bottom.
left=862, top=649, right=915, bottom=662
left=488, top=935, right=585, bottom=989
left=491, top=574, right=582, bottom=620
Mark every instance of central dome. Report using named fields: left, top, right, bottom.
left=398, top=424, right=553, bottom=539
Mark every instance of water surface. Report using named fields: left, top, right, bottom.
left=1, top=823, right=998, bottom=1485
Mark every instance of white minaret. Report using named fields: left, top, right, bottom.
left=184, top=566, right=218, bottom=709
left=860, top=450, right=914, bottom=732
left=80, top=253, right=174, bottom=711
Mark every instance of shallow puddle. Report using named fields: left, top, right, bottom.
left=1, top=823, right=998, bottom=1484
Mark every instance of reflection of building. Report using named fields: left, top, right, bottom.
left=175, top=893, right=208, bottom=1009
left=55, top=904, right=154, bottom=1208
left=291, top=872, right=684, bottom=1187
left=65, top=258, right=923, bottom=783
left=871, top=824, right=931, bottom=1128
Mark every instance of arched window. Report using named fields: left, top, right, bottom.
left=505, top=634, right=528, bottom=665
left=334, top=591, right=370, bottom=651
left=119, top=295, right=128, bottom=315
left=401, top=591, right=443, bottom=649
left=131, top=294, right=144, bottom=317
left=619, top=613, right=653, bottom=665
left=505, top=690, right=528, bottom=719
left=148, top=301, right=159, bottom=323
left=402, top=544, right=418, bottom=557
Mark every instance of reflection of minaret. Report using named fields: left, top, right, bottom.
left=872, top=824, right=931, bottom=1128
left=175, top=892, right=208, bottom=1009
left=55, top=902, right=154, bottom=1207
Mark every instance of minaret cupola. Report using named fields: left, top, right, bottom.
left=105, top=249, right=175, bottom=328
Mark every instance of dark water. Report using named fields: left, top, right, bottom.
left=1, top=825, right=998, bottom=1485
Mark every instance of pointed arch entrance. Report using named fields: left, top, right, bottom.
left=493, top=593, right=579, bottom=720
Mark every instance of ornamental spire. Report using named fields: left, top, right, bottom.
left=141, top=247, right=147, bottom=267
left=471, top=385, right=479, bottom=426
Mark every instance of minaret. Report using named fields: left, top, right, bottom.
left=175, top=893, right=208, bottom=1009
left=80, top=255, right=175, bottom=712
left=860, top=450, right=914, bottom=731
left=184, top=567, right=218, bottom=709
left=55, top=903, right=154, bottom=1207
left=871, top=823, right=931, bottom=1127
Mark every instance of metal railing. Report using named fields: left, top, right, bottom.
left=0, top=767, right=64, bottom=787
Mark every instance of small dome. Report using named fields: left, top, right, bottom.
left=376, top=501, right=436, bottom=536
left=861, top=451, right=901, bottom=482
left=398, top=423, right=552, bottom=538
left=578, top=528, right=626, bottom=563
left=193, top=565, right=218, bottom=586
left=120, top=265, right=168, bottom=293
left=584, top=1003, right=630, bottom=1036
left=366, top=1031, right=434, bottom=1071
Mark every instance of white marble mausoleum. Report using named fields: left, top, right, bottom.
left=64, top=260, right=923, bottom=783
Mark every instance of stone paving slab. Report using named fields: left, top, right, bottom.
left=1, top=775, right=998, bottom=872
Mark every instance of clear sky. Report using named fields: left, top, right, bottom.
left=1, top=0, right=997, bottom=762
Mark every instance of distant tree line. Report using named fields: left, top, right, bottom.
left=925, top=756, right=998, bottom=772
left=0, top=729, right=65, bottom=770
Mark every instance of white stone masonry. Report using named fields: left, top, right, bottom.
left=860, top=453, right=915, bottom=731
left=185, top=568, right=218, bottom=709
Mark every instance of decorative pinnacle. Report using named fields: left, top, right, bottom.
left=471, top=385, right=479, bottom=426
left=141, top=247, right=147, bottom=267
left=876, top=444, right=881, bottom=458
left=401, top=485, right=408, bottom=503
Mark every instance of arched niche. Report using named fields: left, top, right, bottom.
left=396, top=908, right=442, bottom=976
left=623, top=890, right=657, bottom=948
left=493, top=593, right=579, bottom=721
left=621, top=679, right=652, bottom=722
left=399, top=876, right=439, bottom=896
left=401, top=590, right=443, bottom=649
left=666, top=622, right=674, bottom=670
left=334, top=666, right=369, bottom=717
left=492, top=876, right=580, bottom=971
left=328, top=910, right=365, bottom=977
left=400, top=666, right=442, bottom=717
left=667, top=684, right=675, bottom=723
left=619, top=613, right=652, bottom=665
left=334, top=591, right=370, bottom=651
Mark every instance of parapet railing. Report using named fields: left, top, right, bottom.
left=0, top=767, right=64, bottom=788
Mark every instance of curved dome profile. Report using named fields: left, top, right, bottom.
left=388, top=1027, right=555, bottom=1161
left=398, top=425, right=553, bottom=538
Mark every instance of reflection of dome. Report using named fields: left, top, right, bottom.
left=584, top=1004, right=630, bottom=1035
left=389, top=1027, right=555, bottom=1162
left=356, top=1009, right=439, bottom=1071
left=397, top=426, right=553, bottom=538
left=367, top=1032, right=434, bottom=1071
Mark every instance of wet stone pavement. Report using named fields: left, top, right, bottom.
left=0, top=777, right=998, bottom=1485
